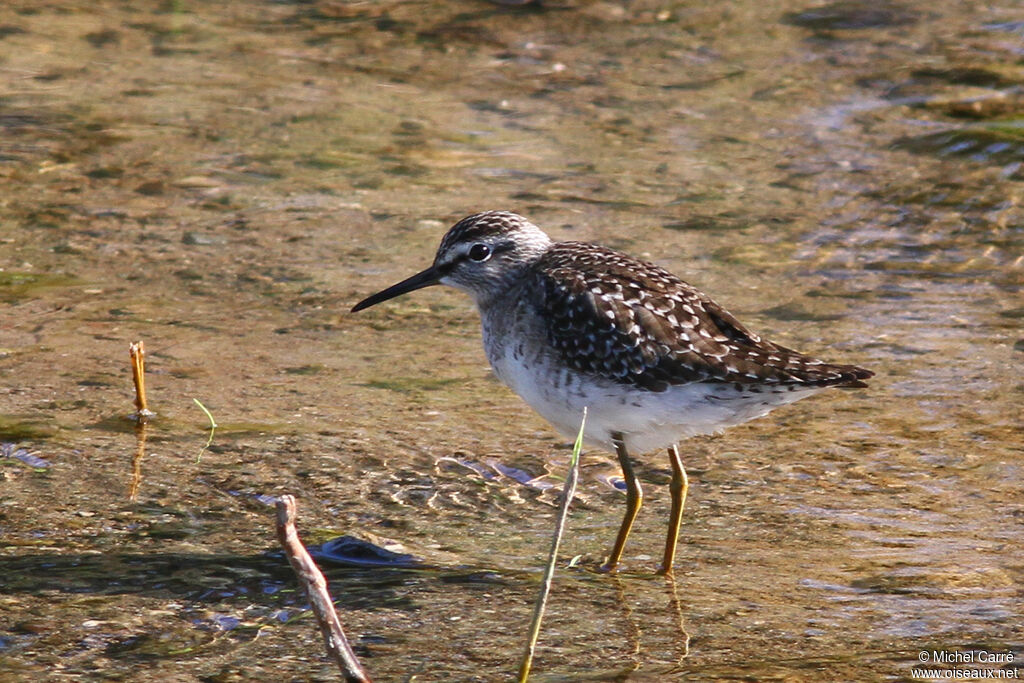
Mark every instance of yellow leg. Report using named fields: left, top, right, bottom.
left=600, top=432, right=642, bottom=573
left=657, top=443, right=688, bottom=576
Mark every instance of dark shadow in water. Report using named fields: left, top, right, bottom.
left=0, top=551, right=512, bottom=611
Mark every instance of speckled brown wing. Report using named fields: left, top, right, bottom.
left=530, top=242, right=873, bottom=392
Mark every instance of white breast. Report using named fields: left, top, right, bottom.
left=479, top=299, right=823, bottom=456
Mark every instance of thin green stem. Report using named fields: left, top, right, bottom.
left=517, top=407, right=587, bottom=683
left=192, top=398, right=218, bottom=462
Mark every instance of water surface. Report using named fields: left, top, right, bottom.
left=1, top=0, right=1021, bottom=680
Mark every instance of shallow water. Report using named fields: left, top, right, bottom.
left=1, top=0, right=1021, bottom=680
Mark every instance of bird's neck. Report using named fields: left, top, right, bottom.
left=472, top=270, right=529, bottom=313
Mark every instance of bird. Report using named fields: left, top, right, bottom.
left=351, top=210, right=873, bottom=575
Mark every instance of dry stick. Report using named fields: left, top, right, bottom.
left=517, top=407, right=587, bottom=683
left=129, top=341, right=155, bottom=421
left=128, top=341, right=153, bottom=501
left=274, top=495, right=372, bottom=683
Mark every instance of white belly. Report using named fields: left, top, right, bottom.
left=481, top=306, right=821, bottom=455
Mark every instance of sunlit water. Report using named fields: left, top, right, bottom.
left=1, top=1, right=1021, bottom=680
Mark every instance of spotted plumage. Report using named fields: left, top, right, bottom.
left=530, top=241, right=870, bottom=392
left=352, top=210, right=873, bottom=574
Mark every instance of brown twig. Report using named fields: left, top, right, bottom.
left=274, top=495, right=372, bottom=683
left=129, top=341, right=155, bottom=421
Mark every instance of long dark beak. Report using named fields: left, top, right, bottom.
left=351, top=265, right=443, bottom=312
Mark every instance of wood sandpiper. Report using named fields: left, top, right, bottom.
left=352, top=211, right=873, bottom=575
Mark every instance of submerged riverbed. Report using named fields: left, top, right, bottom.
left=1, top=1, right=1021, bottom=680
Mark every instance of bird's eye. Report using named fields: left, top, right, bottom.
left=467, top=244, right=491, bottom=262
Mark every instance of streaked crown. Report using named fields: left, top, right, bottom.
left=433, top=211, right=553, bottom=303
